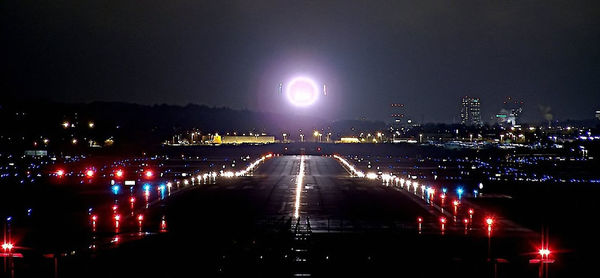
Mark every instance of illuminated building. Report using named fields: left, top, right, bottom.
left=338, top=137, right=360, bottom=143
left=496, top=97, right=523, bottom=126
left=390, top=103, right=405, bottom=130
left=219, top=135, right=275, bottom=145
left=460, top=96, right=482, bottom=126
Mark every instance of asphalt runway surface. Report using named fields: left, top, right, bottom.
left=8, top=155, right=546, bottom=277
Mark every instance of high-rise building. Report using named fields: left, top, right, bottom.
left=460, top=96, right=482, bottom=126
left=390, top=103, right=405, bottom=130
left=595, top=110, right=600, bottom=120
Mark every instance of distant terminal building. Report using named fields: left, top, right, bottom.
left=24, top=150, right=47, bottom=157
left=460, top=96, right=482, bottom=126
left=216, top=135, right=275, bottom=145
left=338, top=137, right=361, bottom=143
left=496, top=97, right=523, bottom=126
left=596, top=110, right=600, bottom=120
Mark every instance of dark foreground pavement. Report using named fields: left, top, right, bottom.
left=34, top=156, right=540, bottom=278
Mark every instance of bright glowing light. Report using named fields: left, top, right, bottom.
left=539, top=248, right=550, bottom=257
left=2, top=243, right=13, bottom=251
left=137, top=214, right=144, bottom=221
left=286, top=77, right=319, bottom=107
left=115, top=169, right=124, bottom=178
left=486, top=217, right=494, bottom=226
left=86, top=169, right=95, bottom=178
left=56, top=169, right=65, bottom=177
left=440, top=217, right=446, bottom=224
left=417, top=217, right=423, bottom=223
left=366, top=172, right=378, bottom=180
left=144, top=170, right=154, bottom=178
left=221, top=171, right=235, bottom=178
left=112, top=185, right=120, bottom=195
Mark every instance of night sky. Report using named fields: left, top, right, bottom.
left=2, top=0, right=599, bottom=123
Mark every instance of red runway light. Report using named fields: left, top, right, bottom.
left=137, top=214, right=144, bottom=221
left=463, top=218, right=468, bottom=224
left=115, top=169, right=124, bottom=178
left=486, top=217, right=494, bottom=226
left=56, top=169, right=65, bottom=177
left=114, top=214, right=120, bottom=221
left=440, top=217, right=446, bottom=224
left=417, top=217, right=423, bottom=223
left=144, top=170, right=154, bottom=178
left=468, top=209, right=474, bottom=215
left=130, top=197, right=135, bottom=203
left=91, top=215, right=98, bottom=221
left=539, top=248, right=550, bottom=257
left=2, top=242, right=13, bottom=252
left=85, top=169, right=95, bottom=178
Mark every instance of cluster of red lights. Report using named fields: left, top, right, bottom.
left=54, top=168, right=157, bottom=179
left=416, top=211, right=497, bottom=231
left=2, top=242, right=14, bottom=252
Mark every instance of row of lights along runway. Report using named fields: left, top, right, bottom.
left=334, top=154, right=497, bottom=235
left=333, top=154, right=555, bottom=269
left=91, top=154, right=273, bottom=245
left=1, top=154, right=273, bottom=264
